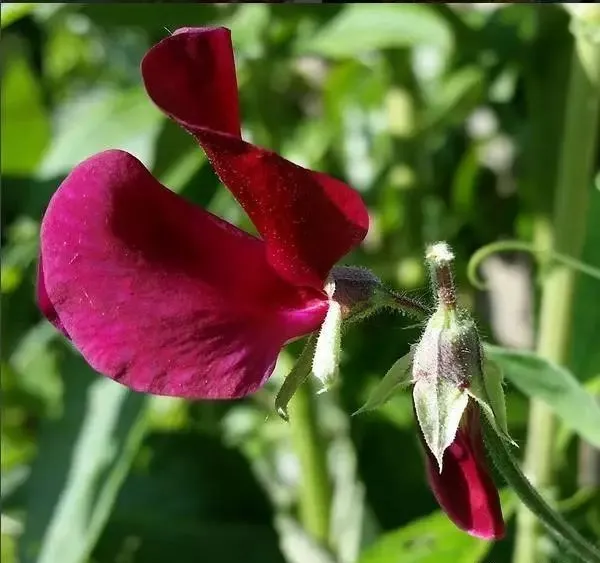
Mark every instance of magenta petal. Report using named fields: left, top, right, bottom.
left=141, top=27, right=369, bottom=289
left=192, top=130, right=369, bottom=289
left=142, top=27, right=241, bottom=137
left=37, top=257, right=69, bottom=338
left=40, top=150, right=327, bottom=398
left=424, top=409, right=505, bottom=540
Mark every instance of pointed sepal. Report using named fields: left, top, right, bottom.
left=353, top=348, right=414, bottom=415
left=312, top=297, right=343, bottom=393
left=468, top=359, right=516, bottom=446
left=275, top=335, right=317, bottom=421
left=413, top=378, right=470, bottom=472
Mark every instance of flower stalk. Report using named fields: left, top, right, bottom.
left=513, top=12, right=600, bottom=563
left=287, top=356, right=333, bottom=548
left=483, top=417, right=600, bottom=563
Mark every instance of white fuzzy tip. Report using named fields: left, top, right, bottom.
left=426, top=242, right=455, bottom=265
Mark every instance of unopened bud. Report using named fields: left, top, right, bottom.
left=413, top=308, right=482, bottom=389
left=412, top=308, right=481, bottom=471
left=413, top=242, right=514, bottom=465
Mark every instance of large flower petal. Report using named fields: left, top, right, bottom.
left=141, top=27, right=369, bottom=290
left=424, top=408, right=505, bottom=540
left=37, top=257, right=69, bottom=338
left=39, top=150, right=327, bottom=398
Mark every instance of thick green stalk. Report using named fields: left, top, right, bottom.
left=484, top=420, right=600, bottom=563
left=513, top=17, right=600, bottom=563
left=287, top=348, right=333, bottom=548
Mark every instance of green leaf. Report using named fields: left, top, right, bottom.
left=299, top=4, right=452, bottom=58
left=8, top=322, right=62, bottom=416
left=485, top=344, right=600, bottom=448
left=0, top=4, right=37, bottom=28
left=423, top=67, right=484, bottom=131
left=358, top=491, right=515, bottom=563
left=18, top=347, right=150, bottom=563
left=1, top=217, right=40, bottom=294
left=38, top=88, right=163, bottom=179
left=80, top=3, right=222, bottom=33
left=1, top=56, right=50, bottom=176
left=354, top=350, right=413, bottom=415
left=93, top=432, right=285, bottom=563
left=151, top=119, right=205, bottom=193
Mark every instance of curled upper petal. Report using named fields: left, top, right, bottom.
left=142, top=27, right=241, bottom=137
left=424, top=407, right=505, bottom=540
left=141, top=27, right=369, bottom=290
left=39, top=150, right=327, bottom=398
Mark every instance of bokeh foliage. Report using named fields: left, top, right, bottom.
left=1, top=4, right=599, bottom=563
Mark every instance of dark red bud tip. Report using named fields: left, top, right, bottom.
left=423, top=409, right=505, bottom=540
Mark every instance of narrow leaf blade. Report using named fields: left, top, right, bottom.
left=18, top=349, right=149, bottom=563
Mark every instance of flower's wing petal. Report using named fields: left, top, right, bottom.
left=424, top=409, right=505, bottom=540
left=141, top=27, right=369, bottom=289
left=39, top=150, right=327, bottom=398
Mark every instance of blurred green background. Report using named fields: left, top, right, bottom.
left=1, top=3, right=599, bottom=563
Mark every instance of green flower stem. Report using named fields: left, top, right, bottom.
left=286, top=339, right=333, bottom=548
left=483, top=419, right=600, bottom=563
left=513, top=20, right=600, bottom=563
left=382, top=288, right=430, bottom=320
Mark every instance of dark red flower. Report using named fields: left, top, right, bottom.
left=37, top=27, right=368, bottom=399
left=422, top=406, right=505, bottom=540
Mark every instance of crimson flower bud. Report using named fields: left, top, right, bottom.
left=357, top=242, right=510, bottom=539
left=412, top=242, right=505, bottom=539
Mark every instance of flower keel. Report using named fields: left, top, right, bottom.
left=424, top=407, right=505, bottom=539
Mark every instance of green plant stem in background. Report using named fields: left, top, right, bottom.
left=483, top=419, right=600, bottom=563
left=513, top=17, right=600, bottom=563
left=467, top=240, right=600, bottom=291
left=288, top=373, right=333, bottom=549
